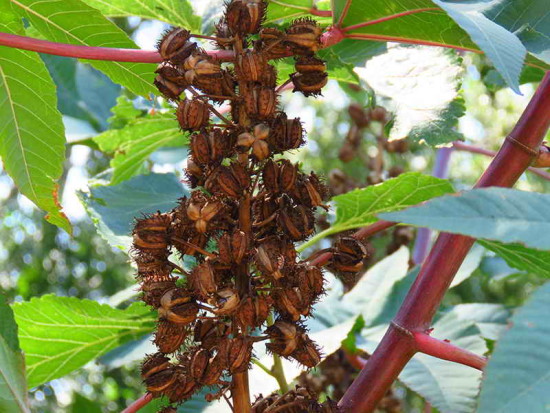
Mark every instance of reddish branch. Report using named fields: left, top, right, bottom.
left=341, top=8, right=441, bottom=32
left=121, top=392, right=153, bottom=413
left=338, top=73, right=550, bottom=412
left=452, top=141, right=550, bottom=181
left=412, top=332, right=487, bottom=371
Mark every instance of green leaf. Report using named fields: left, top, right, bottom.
left=0, top=10, right=70, bottom=232
left=357, top=45, right=464, bottom=146
left=432, top=0, right=526, bottom=93
left=81, top=173, right=188, bottom=250
left=299, top=172, right=453, bottom=250
left=483, top=0, right=550, bottom=65
left=380, top=188, right=550, bottom=250
left=13, top=295, right=155, bottom=388
left=478, top=282, right=550, bottom=412
left=265, top=0, right=331, bottom=24
left=81, top=0, right=201, bottom=32
left=94, top=113, right=186, bottom=184
left=70, top=393, right=102, bottom=413
left=0, top=295, right=30, bottom=413
left=10, top=0, right=157, bottom=96
left=107, top=96, right=142, bottom=129
left=479, top=240, right=550, bottom=279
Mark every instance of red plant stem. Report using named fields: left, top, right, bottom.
left=336, top=0, right=354, bottom=27
left=413, top=332, right=487, bottom=371
left=452, top=141, right=550, bottom=181
left=342, top=8, right=441, bottom=32
left=121, top=393, right=153, bottom=413
left=338, top=73, right=550, bottom=413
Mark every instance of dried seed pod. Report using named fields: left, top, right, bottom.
left=295, top=264, right=324, bottom=301
left=133, top=213, right=171, bottom=255
left=201, top=348, right=226, bottom=385
left=194, top=319, right=230, bottom=350
left=154, top=320, right=189, bottom=353
left=141, top=280, right=177, bottom=308
left=295, top=55, right=326, bottom=73
left=194, top=69, right=236, bottom=102
left=176, top=99, right=210, bottom=131
left=156, top=63, right=188, bottom=86
left=244, top=85, right=277, bottom=120
left=255, top=243, right=285, bottom=279
left=291, top=71, right=328, bottom=97
left=384, top=138, right=408, bottom=153
left=259, top=28, right=289, bottom=59
left=217, top=230, right=249, bottom=264
left=236, top=295, right=270, bottom=328
left=292, top=334, right=321, bottom=367
left=226, top=0, right=266, bottom=34
left=224, top=336, right=253, bottom=373
left=186, top=195, right=224, bottom=234
left=144, top=366, right=177, bottom=395
left=141, top=353, right=171, bottom=379
left=190, top=348, right=210, bottom=382
left=252, top=386, right=320, bottom=412
left=236, top=50, right=267, bottom=82
left=190, top=128, right=228, bottom=166
left=348, top=102, right=370, bottom=128
left=184, top=157, right=206, bottom=188
left=237, top=123, right=271, bottom=161
left=260, top=65, right=278, bottom=88
left=158, top=288, right=199, bottom=325
left=211, top=288, right=240, bottom=315
left=272, top=284, right=311, bottom=321
left=278, top=196, right=315, bottom=241
left=265, top=321, right=299, bottom=356
left=182, top=52, right=222, bottom=84
left=213, top=163, right=251, bottom=198
left=154, top=75, right=185, bottom=100
left=285, top=18, right=322, bottom=55
left=157, top=28, right=192, bottom=61
left=189, top=261, right=217, bottom=297
left=268, top=113, right=305, bottom=152
left=292, top=172, right=329, bottom=208
left=328, top=236, right=369, bottom=276
left=164, top=372, right=197, bottom=403
left=135, top=252, right=173, bottom=282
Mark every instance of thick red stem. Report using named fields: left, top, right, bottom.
left=452, top=141, right=550, bottom=181
left=338, top=73, right=550, bottom=412
left=413, top=332, right=487, bottom=371
left=121, top=393, right=153, bottom=413
left=342, top=8, right=441, bottom=32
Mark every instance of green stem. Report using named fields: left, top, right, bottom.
left=252, top=358, right=274, bottom=377
left=296, top=227, right=335, bottom=253
left=267, top=314, right=290, bottom=393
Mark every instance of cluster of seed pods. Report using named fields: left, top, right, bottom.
left=131, top=1, right=369, bottom=410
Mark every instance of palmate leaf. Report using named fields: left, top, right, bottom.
left=93, top=113, right=186, bottom=184
left=298, top=172, right=453, bottom=250
left=380, top=188, right=550, bottom=250
left=265, top=0, right=331, bottom=24
left=0, top=7, right=70, bottom=232
left=81, top=0, right=201, bottom=32
left=479, top=240, right=550, bottom=279
left=12, top=295, right=155, bottom=388
left=0, top=295, right=30, bottom=413
left=331, top=0, right=548, bottom=91
left=9, top=0, right=156, bottom=97
left=478, top=282, right=550, bottom=412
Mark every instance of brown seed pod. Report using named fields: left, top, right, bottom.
left=291, top=71, right=328, bottom=97
left=154, top=320, right=189, bottom=354
left=278, top=196, right=315, bottom=241
left=164, top=371, right=197, bottom=403
left=217, top=230, right=249, bottom=265
left=157, top=28, right=192, bottom=61
left=133, top=213, right=172, bottom=255
left=201, top=348, right=227, bottom=385
left=265, top=321, right=299, bottom=356
left=237, top=123, right=271, bottom=161
left=236, top=50, right=267, bottom=82
left=156, top=63, right=188, bottom=87
left=144, top=366, right=177, bottom=395
left=176, top=99, right=210, bottom=131
left=190, top=128, right=228, bottom=167
left=210, top=163, right=251, bottom=198
left=225, top=0, right=266, bottom=34
left=141, top=353, right=171, bottom=379
left=348, top=102, right=370, bottom=128
left=285, top=17, right=322, bottom=55
left=328, top=236, right=370, bottom=281
left=259, top=28, right=289, bottom=59
left=292, top=172, right=329, bottom=208
left=186, top=195, right=224, bottom=234
left=271, top=283, right=311, bottom=321
left=224, top=336, right=253, bottom=373
left=154, top=75, right=185, bottom=100
left=134, top=252, right=173, bottom=282
left=295, top=55, right=327, bottom=73
left=158, top=288, right=199, bottom=325
left=384, top=138, right=408, bottom=153
left=182, top=51, right=222, bottom=84
left=141, top=279, right=177, bottom=308
left=194, top=319, right=230, bottom=350
left=236, top=295, right=271, bottom=328
left=211, top=288, right=240, bottom=315
left=255, top=243, right=285, bottom=280
left=189, top=261, right=217, bottom=298
left=294, top=264, right=324, bottom=301
left=292, top=334, right=321, bottom=367
left=184, top=157, right=206, bottom=188
left=268, top=113, right=305, bottom=152
left=189, top=348, right=210, bottom=382
left=244, top=85, right=278, bottom=120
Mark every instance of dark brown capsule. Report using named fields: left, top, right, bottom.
left=285, top=18, right=322, bottom=55
left=141, top=353, right=171, bottom=379
left=176, top=99, right=210, bottom=131
left=158, top=288, right=199, bottom=325
left=154, top=75, right=185, bottom=100
left=291, top=71, right=328, bottom=97
left=259, top=27, right=289, bottom=59
left=226, top=0, right=266, bottom=34
left=189, top=261, right=217, bottom=298
left=295, top=55, right=326, bottom=73
left=236, top=50, right=267, bottom=82
left=154, top=320, right=189, bottom=354
left=157, top=28, right=191, bottom=60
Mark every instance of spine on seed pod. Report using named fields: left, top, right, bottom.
left=130, top=1, right=369, bottom=411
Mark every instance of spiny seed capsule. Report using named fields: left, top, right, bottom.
left=290, top=71, right=328, bottom=97
left=157, top=28, right=191, bottom=59
left=259, top=28, right=289, bottom=59
left=226, top=0, right=266, bottom=34
left=236, top=50, right=267, bottom=82
left=295, top=55, right=326, bottom=73
left=285, top=18, right=322, bottom=55
left=176, top=99, right=210, bottom=131
left=154, top=75, right=185, bottom=101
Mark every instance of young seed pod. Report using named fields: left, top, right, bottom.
left=176, top=99, right=210, bottom=131
left=225, top=0, right=266, bottom=34
left=154, top=320, right=189, bottom=354
left=158, top=288, right=199, bottom=325
left=290, top=71, right=328, bottom=97
left=285, top=18, right=322, bottom=55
